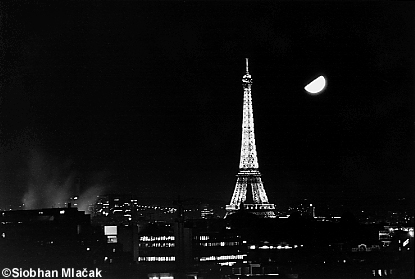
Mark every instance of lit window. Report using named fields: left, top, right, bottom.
left=104, top=226, right=117, bottom=236
left=107, top=235, right=117, bottom=243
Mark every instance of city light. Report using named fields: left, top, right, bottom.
left=138, top=256, right=175, bottom=262
left=199, top=254, right=247, bottom=261
left=140, top=236, right=175, bottom=242
left=148, top=273, right=174, bottom=279
left=218, top=262, right=237, bottom=266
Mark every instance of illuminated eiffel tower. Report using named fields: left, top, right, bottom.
left=225, top=58, right=276, bottom=218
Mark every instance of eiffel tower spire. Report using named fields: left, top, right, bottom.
left=239, top=58, right=258, bottom=170
left=226, top=58, right=276, bottom=218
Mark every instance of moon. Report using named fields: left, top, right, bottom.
left=305, top=75, right=326, bottom=94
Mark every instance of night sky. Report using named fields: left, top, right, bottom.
left=0, top=1, right=414, bottom=210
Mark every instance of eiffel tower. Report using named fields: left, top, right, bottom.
left=225, top=58, right=276, bottom=218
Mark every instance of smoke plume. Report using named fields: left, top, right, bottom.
left=22, top=149, right=106, bottom=212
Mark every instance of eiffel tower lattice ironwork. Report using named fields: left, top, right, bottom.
left=225, top=58, right=276, bottom=218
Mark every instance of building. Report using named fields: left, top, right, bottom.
left=200, top=204, right=214, bottom=219
left=0, top=207, right=98, bottom=266
left=93, top=194, right=177, bottom=225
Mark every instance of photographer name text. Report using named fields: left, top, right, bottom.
left=2, top=268, right=102, bottom=278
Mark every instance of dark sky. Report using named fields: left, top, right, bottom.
left=0, top=1, right=414, bottom=210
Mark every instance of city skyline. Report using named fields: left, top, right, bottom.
left=0, top=1, right=414, bottom=210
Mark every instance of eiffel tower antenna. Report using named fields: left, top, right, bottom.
left=225, top=59, right=276, bottom=218
left=245, top=57, right=249, bottom=74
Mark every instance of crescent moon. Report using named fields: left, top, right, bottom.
left=305, top=75, right=326, bottom=94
